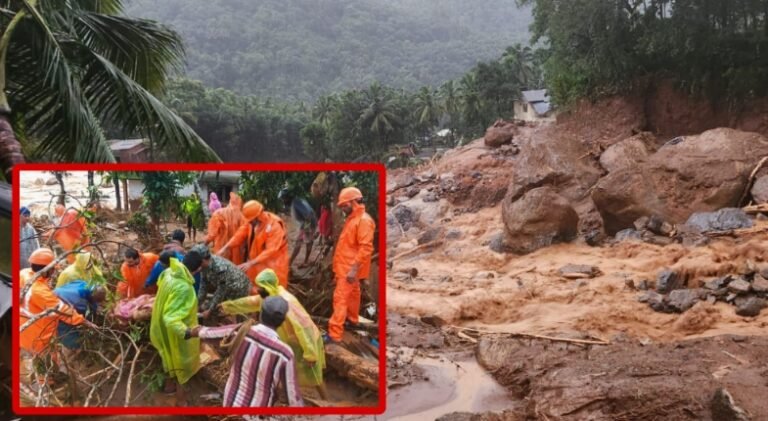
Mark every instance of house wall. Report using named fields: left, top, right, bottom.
left=514, top=101, right=557, bottom=123
left=113, top=145, right=149, bottom=163
left=124, top=179, right=242, bottom=212
left=126, top=180, right=144, bottom=201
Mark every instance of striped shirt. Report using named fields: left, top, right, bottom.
left=223, top=324, right=303, bottom=407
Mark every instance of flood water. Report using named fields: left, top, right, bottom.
left=382, top=356, right=516, bottom=420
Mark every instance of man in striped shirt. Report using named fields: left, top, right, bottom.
left=223, top=295, right=304, bottom=407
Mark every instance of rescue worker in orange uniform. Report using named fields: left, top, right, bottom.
left=325, top=187, right=375, bottom=344
left=118, top=248, right=160, bottom=298
left=205, top=192, right=245, bottom=265
left=52, top=205, right=91, bottom=264
left=20, top=248, right=97, bottom=370
left=217, top=200, right=290, bottom=288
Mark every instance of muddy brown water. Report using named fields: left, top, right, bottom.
left=381, top=356, right=516, bottom=421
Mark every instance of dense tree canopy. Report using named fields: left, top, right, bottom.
left=0, top=0, right=220, bottom=181
left=124, top=0, right=533, bottom=101
left=519, top=0, right=768, bottom=104
left=164, top=42, right=542, bottom=162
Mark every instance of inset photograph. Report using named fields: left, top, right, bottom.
left=12, top=165, right=384, bottom=415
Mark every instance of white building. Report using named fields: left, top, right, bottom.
left=514, top=89, right=556, bottom=123
left=123, top=171, right=242, bottom=211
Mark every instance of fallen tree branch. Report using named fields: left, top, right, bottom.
left=310, top=316, right=379, bottom=334
left=743, top=203, right=768, bottom=214
left=447, top=325, right=610, bottom=346
left=125, top=345, right=144, bottom=407
left=20, top=306, right=65, bottom=332
left=20, top=239, right=135, bottom=303
left=104, top=330, right=126, bottom=406
left=739, top=156, right=768, bottom=207
left=508, top=266, right=537, bottom=278
left=324, top=344, right=379, bottom=392
left=391, top=240, right=444, bottom=261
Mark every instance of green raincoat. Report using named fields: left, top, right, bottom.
left=149, top=258, right=200, bottom=385
left=220, top=269, right=325, bottom=387
left=56, top=252, right=104, bottom=288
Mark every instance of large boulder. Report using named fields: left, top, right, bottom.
left=502, top=187, right=579, bottom=254
left=507, top=127, right=603, bottom=203
left=751, top=175, right=768, bottom=203
left=484, top=119, right=517, bottom=147
left=592, top=128, right=768, bottom=234
left=599, top=132, right=657, bottom=173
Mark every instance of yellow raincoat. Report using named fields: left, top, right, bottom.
left=149, top=258, right=200, bottom=385
left=220, top=269, right=325, bottom=387
left=55, top=252, right=104, bottom=288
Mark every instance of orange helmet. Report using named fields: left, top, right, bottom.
left=242, top=200, right=264, bottom=222
left=337, top=187, right=363, bottom=206
left=29, top=248, right=56, bottom=266
left=54, top=204, right=65, bottom=216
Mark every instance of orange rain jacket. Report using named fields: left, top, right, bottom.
left=229, top=211, right=289, bottom=287
left=206, top=193, right=245, bottom=265
left=53, top=209, right=90, bottom=264
left=328, top=203, right=375, bottom=341
left=20, top=269, right=85, bottom=354
left=118, top=252, right=159, bottom=298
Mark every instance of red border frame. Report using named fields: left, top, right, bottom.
left=11, top=162, right=387, bottom=416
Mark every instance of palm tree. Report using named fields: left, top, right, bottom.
left=313, top=95, right=337, bottom=128
left=413, top=86, right=440, bottom=136
left=458, top=72, right=484, bottom=133
left=439, top=80, right=460, bottom=138
left=358, top=82, right=402, bottom=153
left=501, top=44, right=536, bottom=88
left=0, top=0, right=220, bottom=181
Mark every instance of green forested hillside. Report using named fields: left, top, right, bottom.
left=125, top=0, right=532, bottom=101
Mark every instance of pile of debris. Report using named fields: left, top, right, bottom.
left=639, top=267, right=768, bottom=317
left=615, top=208, right=755, bottom=248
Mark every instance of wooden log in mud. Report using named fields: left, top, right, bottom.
left=324, top=344, right=379, bottom=392
left=310, top=316, right=379, bottom=334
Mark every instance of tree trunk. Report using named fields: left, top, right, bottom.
left=0, top=113, right=25, bottom=182
left=121, top=179, right=129, bottom=211
left=55, top=172, right=66, bottom=205
left=113, top=174, right=122, bottom=211
left=324, top=345, right=379, bottom=392
left=87, top=171, right=96, bottom=203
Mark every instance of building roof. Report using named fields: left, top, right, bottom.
left=520, top=89, right=553, bottom=116
left=200, top=171, right=241, bottom=184
left=521, top=89, right=549, bottom=104
left=109, top=139, right=147, bottom=151
left=532, top=102, right=551, bottom=116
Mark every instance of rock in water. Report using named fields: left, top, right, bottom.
left=488, top=231, right=514, bottom=254
left=735, top=297, right=765, bottom=317
left=616, top=228, right=642, bottom=242
left=667, top=289, right=703, bottom=313
left=728, top=279, right=752, bottom=294
left=704, top=275, right=732, bottom=290
left=751, top=275, right=768, bottom=293
left=684, top=208, right=753, bottom=233
left=558, top=264, right=600, bottom=279
left=501, top=187, right=579, bottom=254
left=417, top=227, right=444, bottom=245
left=656, top=270, right=681, bottom=294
